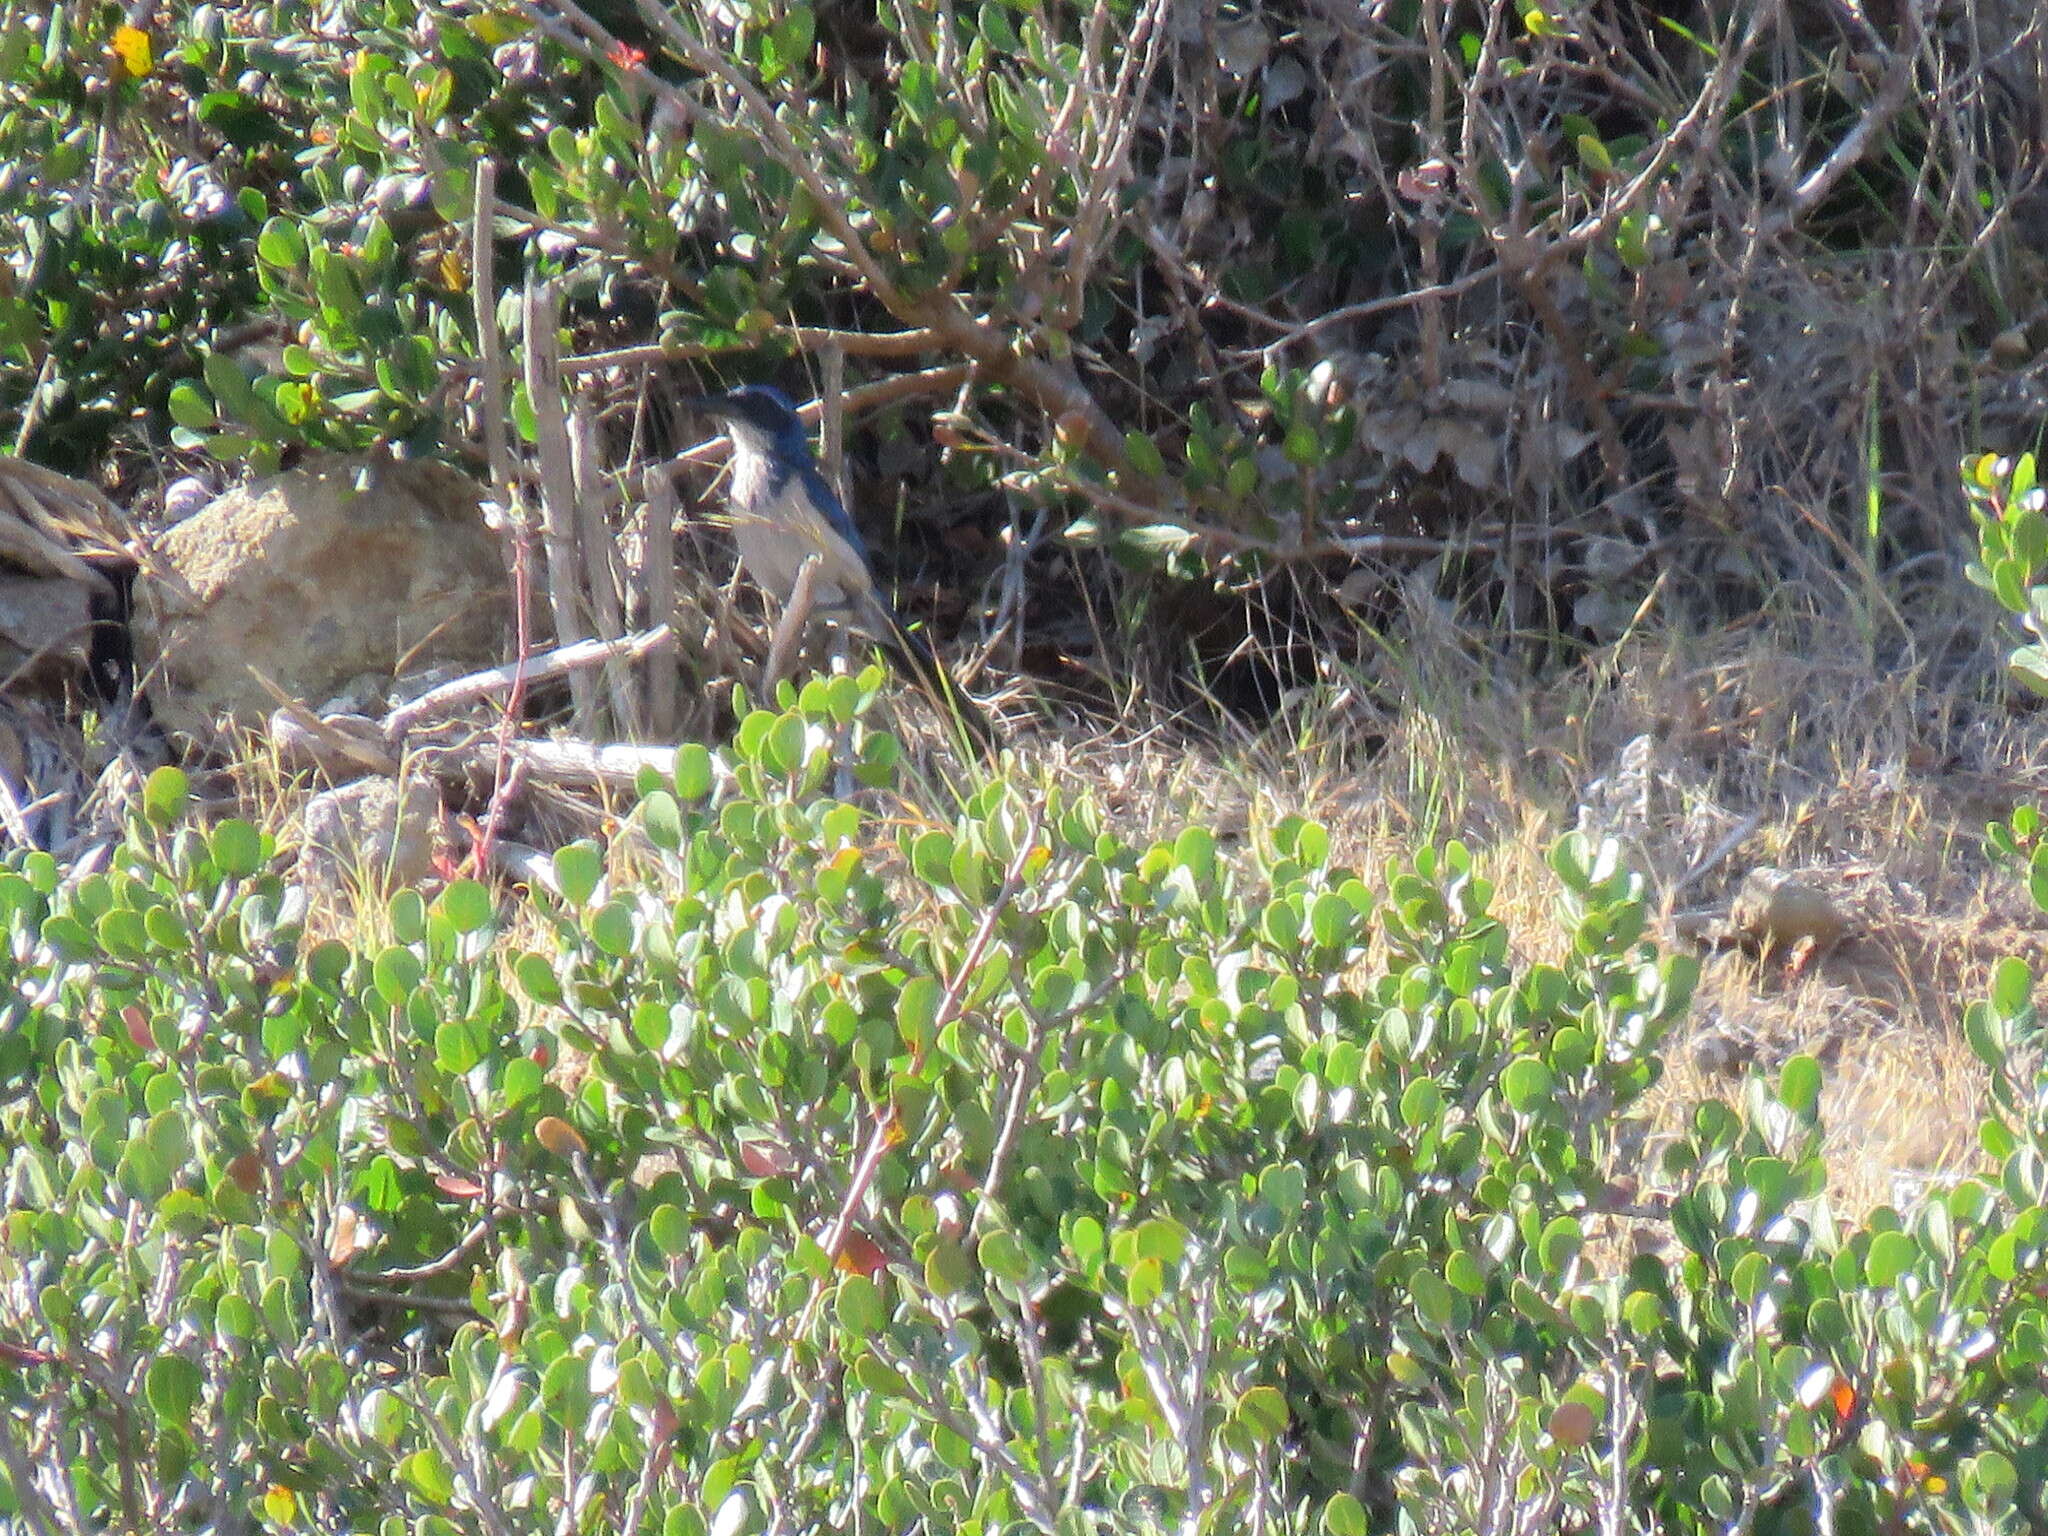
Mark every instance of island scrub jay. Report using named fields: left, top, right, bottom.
left=690, top=385, right=997, bottom=755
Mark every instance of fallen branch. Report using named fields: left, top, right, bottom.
left=486, top=737, right=710, bottom=794
left=383, top=626, right=674, bottom=742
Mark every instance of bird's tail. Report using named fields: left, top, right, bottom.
left=875, top=617, right=1001, bottom=760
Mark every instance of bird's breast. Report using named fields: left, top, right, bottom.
left=726, top=467, right=873, bottom=621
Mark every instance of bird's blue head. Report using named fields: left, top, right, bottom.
left=692, top=384, right=813, bottom=464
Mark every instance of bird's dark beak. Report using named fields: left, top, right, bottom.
left=684, top=393, right=734, bottom=418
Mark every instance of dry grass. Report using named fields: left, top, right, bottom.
left=991, top=578, right=2048, bottom=1223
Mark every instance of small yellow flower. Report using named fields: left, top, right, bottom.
left=111, top=24, right=153, bottom=79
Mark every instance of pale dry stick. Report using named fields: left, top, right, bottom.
left=961, top=416, right=1513, bottom=561
left=471, top=523, right=538, bottom=878
left=495, top=738, right=684, bottom=791
left=639, top=467, right=679, bottom=740
left=479, top=736, right=729, bottom=796
left=618, top=1426, right=674, bottom=1536
left=521, top=276, right=596, bottom=723
left=763, top=555, right=822, bottom=697
left=1175, top=1284, right=1218, bottom=1534
left=982, top=496, right=1050, bottom=679
left=487, top=836, right=557, bottom=894
left=1138, top=218, right=1503, bottom=357
left=8, top=353, right=54, bottom=458
left=560, top=327, right=938, bottom=375
left=0, top=764, right=40, bottom=850
left=820, top=339, right=848, bottom=508
left=568, top=401, right=638, bottom=732
left=568, top=405, right=627, bottom=638
left=385, top=626, right=674, bottom=740
left=356, top=1215, right=502, bottom=1286
left=463, top=168, right=544, bottom=871
left=1416, top=0, right=1452, bottom=392
left=1570, top=3, right=1770, bottom=257
left=1450, top=0, right=1635, bottom=489
left=471, top=160, right=514, bottom=507
left=673, top=365, right=978, bottom=477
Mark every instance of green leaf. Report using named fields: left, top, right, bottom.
left=978, top=1, right=1020, bottom=51
left=201, top=350, right=259, bottom=423
left=1130, top=1217, right=1188, bottom=1268
left=641, top=790, right=683, bottom=851
left=371, top=945, right=423, bottom=1007
left=1323, top=1493, right=1369, bottom=1536
left=836, top=1274, right=887, bottom=1338
left=388, top=888, right=427, bottom=944
left=1410, top=1266, right=1455, bottom=1329
left=896, top=975, right=940, bottom=1053
left=1112, top=523, right=1196, bottom=568
left=1778, top=1053, right=1821, bottom=1117
left=167, top=383, right=216, bottom=432
left=553, top=841, right=604, bottom=906
left=1122, top=430, right=1166, bottom=479
left=978, top=1229, right=1031, bottom=1287
left=1863, top=1229, right=1915, bottom=1288
left=400, top=1447, right=455, bottom=1505
left=209, top=818, right=262, bottom=877
left=1124, top=1255, right=1163, bottom=1306
left=256, top=216, right=305, bottom=268
left=1399, top=1078, right=1443, bottom=1129
left=1500, top=1056, right=1555, bottom=1112
left=435, top=879, right=494, bottom=934
left=852, top=1353, right=910, bottom=1397
left=1235, top=1385, right=1289, bottom=1441
left=146, top=1354, right=203, bottom=1422
left=588, top=899, right=635, bottom=958
left=923, top=1240, right=976, bottom=1298
left=1537, top=1215, right=1581, bottom=1275
left=648, top=1204, right=691, bottom=1257
left=142, top=765, right=190, bottom=827
left=674, top=743, right=715, bottom=799
left=1991, top=955, right=2033, bottom=1016
left=1968, top=1449, right=2017, bottom=1513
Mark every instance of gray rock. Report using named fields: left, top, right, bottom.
left=298, top=774, right=446, bottom=896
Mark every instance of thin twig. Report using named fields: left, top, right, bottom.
left=561, top=328, right=939, bottom=374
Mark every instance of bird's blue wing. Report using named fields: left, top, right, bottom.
left=793, top=461, right=873, bottom=566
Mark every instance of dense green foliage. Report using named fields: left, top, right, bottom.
left=2, top=670, right=2045, bottom=1531
left=1966, top=452, right=2048, bottom=699
left=7, top=0, right=2034, bottom=628
left=3, top=5, right=2047, bottom=1529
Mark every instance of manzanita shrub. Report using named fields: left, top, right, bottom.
left=1, top=672, right=2044, bottom=1533
left=1965, top=450, right=2048, bottom=701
